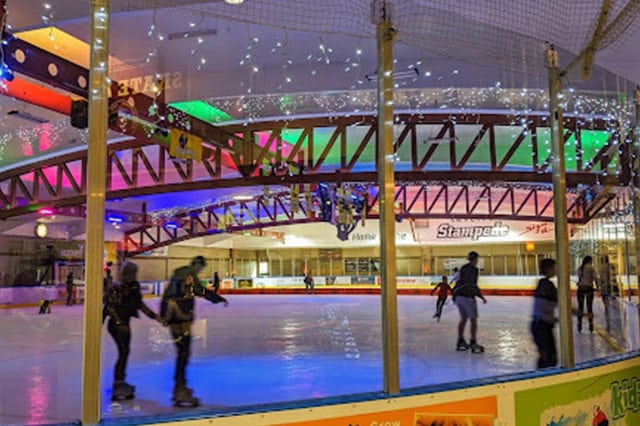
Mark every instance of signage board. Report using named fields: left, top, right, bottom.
left=169, top=128, right=203, bottom=161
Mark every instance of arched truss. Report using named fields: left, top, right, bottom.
left=0, top=112, right=625, bottom=220
left=0, top=23, right=630, bottom=255
left=124, top=183, right=595, bottom=256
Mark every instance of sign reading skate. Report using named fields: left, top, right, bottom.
left=436, top=221, right=510, bottom=241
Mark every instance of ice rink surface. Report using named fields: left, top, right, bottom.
left=0, top=295, right=619, bottom=425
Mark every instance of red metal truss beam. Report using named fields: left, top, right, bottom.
left=124, top=183, right=591, bottom=255
left=2, top=32, right=292, bottom=172
left=0, top=138, right=222, bottom=218
left=0, top=112, right=625, bottom=219
left=222, top=114, right=620, bottom=175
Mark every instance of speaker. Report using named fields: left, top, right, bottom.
left=70, top=99, right=88, bottom=129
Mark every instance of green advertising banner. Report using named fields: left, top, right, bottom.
left=515, top=364, right=640, bottom=425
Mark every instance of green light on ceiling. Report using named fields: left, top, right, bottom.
left=170, top=101, right=235, bottom=124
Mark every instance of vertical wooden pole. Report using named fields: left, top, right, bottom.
left=376, top=2, right=399, bottom=394
left=82, top=0, right=109, bottom=423
left=546, top=46, right=575, bottom=369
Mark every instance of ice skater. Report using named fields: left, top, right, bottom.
left=576, top=255, right=596, bottom=333
left=38, top=299, right=52, bottom=314
left=531, top=258, right=558, bottom=369
left=103, top=261, right=161, bottom=400
left=65, top=272, right=74, bottom=306
left=453, top=251, right=487, bottom=353
left=304, top=272, right=315, bottom=294
left=431, top=275, right=452, bottom=321
left=161, top=255, right=216, bottom=407
left=203, top=271, right=229, bottom=307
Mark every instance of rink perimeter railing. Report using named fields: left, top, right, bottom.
left=104, top=351, right=640, bottom=426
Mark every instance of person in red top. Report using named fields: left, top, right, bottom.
left=592, top=406, right=609, bottom=426
left=431, top=275, right=453, bottom=321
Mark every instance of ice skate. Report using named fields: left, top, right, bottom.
left=111, top=381, right=135, bottom=401
left=173, top=386, right=200, bottom=407
left=456, top=338, right=469, bottom=351
left=469, top=340, right=484, bottom=354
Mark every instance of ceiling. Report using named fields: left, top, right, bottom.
left=0, top=0, right=635, bottom=249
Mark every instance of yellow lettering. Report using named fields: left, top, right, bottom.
left=129, top=77, right=143, bottom=94
left=117, top=81, right=130, bottom=97
left=142, top=75, right=154, bottom=94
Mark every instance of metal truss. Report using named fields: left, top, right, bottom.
left=223, top=113, right=619, bottom=175
left=0, top=112, right=623, bottom=219
left=124, top=183, right=589, bottom=255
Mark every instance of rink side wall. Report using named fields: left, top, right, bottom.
left=148, top=353, right=640, bottom=426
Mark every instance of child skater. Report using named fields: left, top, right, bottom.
left=531, top=258, right=558, bottom=369
left=103, top=261, right=162, bottom=400
left=431, top=275, right=453, bottom=321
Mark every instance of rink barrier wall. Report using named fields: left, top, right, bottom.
left=112, top=352, right=640, bottom=426
left=1, top=276, right=637, bottom=307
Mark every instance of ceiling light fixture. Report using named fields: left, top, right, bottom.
left=225, top=0, right=244, bottom=4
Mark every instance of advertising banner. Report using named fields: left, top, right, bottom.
left=169, top=128, right=203, bottom=161
left=278, top=396, right=497, bottom=426
left=514, top=364, right=640, bottom=425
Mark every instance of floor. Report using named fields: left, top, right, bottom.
left=0, top=295, right=626, bottom=425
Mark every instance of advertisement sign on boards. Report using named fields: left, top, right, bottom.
left=514, top=364, right=640, bottom=425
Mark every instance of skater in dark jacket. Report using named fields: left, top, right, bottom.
left=531, top=258, right=558, bottom=369
left=161, top=255, right=217, bottom=407
left=453, top=251, right=487, bottom=353
left=65, top=272, right=74, bottom=306
left=431, top=275, right=453, bottom=321
left=103, top=261, right=161, bottom=400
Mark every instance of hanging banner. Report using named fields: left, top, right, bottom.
left=169, top=128, right=203, bottom=161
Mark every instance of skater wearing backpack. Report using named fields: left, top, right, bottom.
left=161, top=255, right=215, bottom=407
left=453, top=251, right=487, bottom=353
left=103, top=261, right=161, bottom=400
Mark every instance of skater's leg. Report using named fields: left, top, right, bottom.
left=470, top=318, right=478, bottom=342
left=436, top=298, right=445, bottom=318
left=532, top=321, right=556, bottom=368
left=457, top=316, right=467, bottom=340
left=171, top=323, right=192, bottom=389
left=108, top=321, right=131, bottom=382
left=586, top=291, right=595, bottom=332
left=577, top=290, right=585, bottom=331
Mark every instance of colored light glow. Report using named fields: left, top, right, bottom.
left=170, top=100, right=235, bottom=124
left=38, top=208, right=54, bottom=215
left=165, top=221, right=179, bottom=229
left=106, top=214, right=124, bottom=223
left=16, top=27, right=127, bottom=70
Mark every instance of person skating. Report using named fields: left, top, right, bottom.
left=431, top=275, right=453, bottom=321
left=531, top=259, right=558, bottom=369
left=203, top=271, right=228, bottom=307
left=453, top=251, right=487, bottom=353
left=304, top=272, right=315, bottom=294
left=65, top=272, right=74, bottom=306
left=103, top=261, right=161, bottom=400
left=161, top=255, right=214, bottom=407
left=576, top=255, right=597, bottom=333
